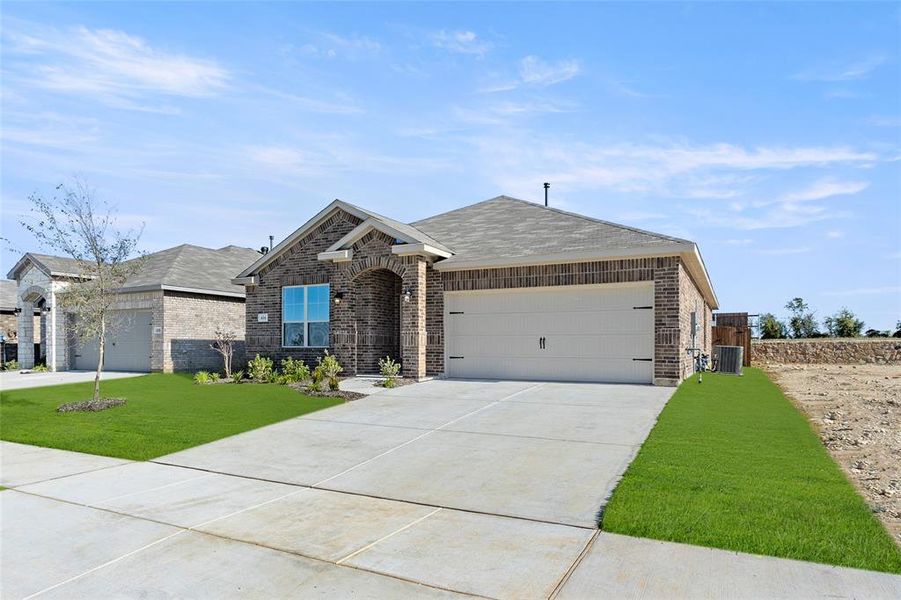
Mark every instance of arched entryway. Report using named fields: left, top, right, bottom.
left=18, top=285, right=49, bottom=369
left=351, top=267, right=403, bottom=374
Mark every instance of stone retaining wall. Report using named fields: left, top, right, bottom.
left=752, top=339, right=901, bottom=364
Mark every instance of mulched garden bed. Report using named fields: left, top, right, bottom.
left=57, top=398, right=127, bottom=413
left=288, top=384, right=366, bottom=402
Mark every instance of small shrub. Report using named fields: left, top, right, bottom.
left=193, top=370, right=211, bottom=385
left=281, top=357, right=311, bottom=383
left=230, top=370, right=245, bottom=384
left=32, top=363, right=49, bottom=372
left=247, top=354, right=274, bottom=383
left=209, top=372, right=221, bottom=383
left=307, top=378, right=322, bottom=392
left=4, top=360, right=19, bottom=371
left=316, top=350, right=343, bottom=391
left=378, top=355, right=401, bottom=387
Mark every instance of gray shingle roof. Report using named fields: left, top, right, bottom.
left=27, top=253, right=84, bottom=276
left=1, top=280, right=18, bottom=310
left=412, top=196, right=691, bottom=266
left=339, top=200, right=452, bottom=253
left=10, top=245, right=260, bottom=298
left=122, top=244, right=261, bottom=296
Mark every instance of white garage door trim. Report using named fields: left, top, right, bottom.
left=73, top=310, right=152, bottom=372
left=444, top=282, right=654, bottom=384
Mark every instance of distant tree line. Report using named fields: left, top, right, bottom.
left=759, top=298, right=901, bottom=339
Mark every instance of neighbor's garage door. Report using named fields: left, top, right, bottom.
left=445, top=283, right=654, bottom=384
left=74, top=310, right=152, bottom=372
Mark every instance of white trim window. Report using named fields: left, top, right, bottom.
left=282, top=284, right=330, bottom=348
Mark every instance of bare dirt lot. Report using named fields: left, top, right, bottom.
left=766, top=363, right=901, bottom=545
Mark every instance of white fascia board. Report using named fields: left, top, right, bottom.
left=317, top=249, right=353, bottom=262
left=121, top=283, right=247, bottom=299
left=683, top=244, right=719, bottom=310
left=324, top=218, right=423, bottom=253
left=231, top=276, right=258, bottom=285
left=160, top=285, right=246, bottom=299
left=391, top=243, right=453, bottom=259
left=236, top=200, right=371, bottom=278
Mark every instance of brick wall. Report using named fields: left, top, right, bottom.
left=245, top=210, right=360, bottom=368
left=0, top=313, right=40, bottom=343
left=678, top=262, right=712, bottom=380
left=163, top=291, right=246, bottom=372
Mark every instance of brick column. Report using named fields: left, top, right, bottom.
left=17, top=300, right=35, bottom=369
left=401, top=256, right=427, bottom=380
left=653, top=259, right=681, bottom=386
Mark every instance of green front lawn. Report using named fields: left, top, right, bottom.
left=602, top=368, right=901, bottom=573
left=0, top=374, right=342, bottom=461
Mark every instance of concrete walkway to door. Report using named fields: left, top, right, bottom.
left=2, top=380, right=899, bottom=598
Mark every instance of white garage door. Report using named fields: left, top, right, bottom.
left=73, top=310, right=152, bottom=372
left=445, top=283, right=654, bottom=384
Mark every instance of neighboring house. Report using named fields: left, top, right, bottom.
left=0, top=279, right=40, bottom=362
left=236, top=196, right=718, bottom=385
left=5, top=245, right=261, bottom=372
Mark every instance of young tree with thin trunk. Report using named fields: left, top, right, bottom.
left=210, top=329, right=237, bottom=378
left=20, top=180, right=143, bottom=401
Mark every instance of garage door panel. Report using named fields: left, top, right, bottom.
left=445, top=284, right=654, bottom=384
left=449, top=288, right=644, bottom=314
left=73, top=310, right=152, bottom=372
left=447, top=356, right=652, bottom=384
left=447, top=310, right=651, bottom=336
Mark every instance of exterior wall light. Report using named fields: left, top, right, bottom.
left=13, top=307, right=22, bottom=315
left=402, top=287, right=413, bottom=303
left=334, top=292, right=345, bottom=305
left=41, top=305, right=51, bottom=313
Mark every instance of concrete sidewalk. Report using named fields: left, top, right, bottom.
left=0, top=369, right=145, bottom=391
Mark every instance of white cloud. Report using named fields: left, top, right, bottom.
left=290, top=33, right=381, bottom=60
left=779, top=178, right=869, bottom=203
left=430, top=30, right=492, bottom=56
left=719, top=239, right=753, bottom=245
left=4, top=22, right=229, bottom=104
left=824, top=286, right=901, bottom=296
left=825, top=230, right=845, bottom=239
left=794, top=56, right=886, bottom=82
left=519, top=55, right=580, bottom=86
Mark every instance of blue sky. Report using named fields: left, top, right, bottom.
left=2, top=2, right=899, bottom=329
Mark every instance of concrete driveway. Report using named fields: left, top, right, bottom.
left=0, top=369, right=145, bottom=391
left=4, top=380, right=900, bottom=599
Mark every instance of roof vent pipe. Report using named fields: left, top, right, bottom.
left=269, top=235, right=274, bottom=251
left=543, top=182, right=550, bottom=207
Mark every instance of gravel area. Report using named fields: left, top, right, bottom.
left=766, top=363, right=901, bottom=545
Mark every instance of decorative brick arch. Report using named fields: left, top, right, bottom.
left=19, top=284, right=48, bottom=303
left=346, top=255, right=407, bottom=281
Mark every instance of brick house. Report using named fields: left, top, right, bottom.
left=236, top=196, right=717, bottom=386
left=5, top=245, right=261, bottom=372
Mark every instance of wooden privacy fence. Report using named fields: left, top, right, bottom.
left=712, top=325, right=752, bottom=367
